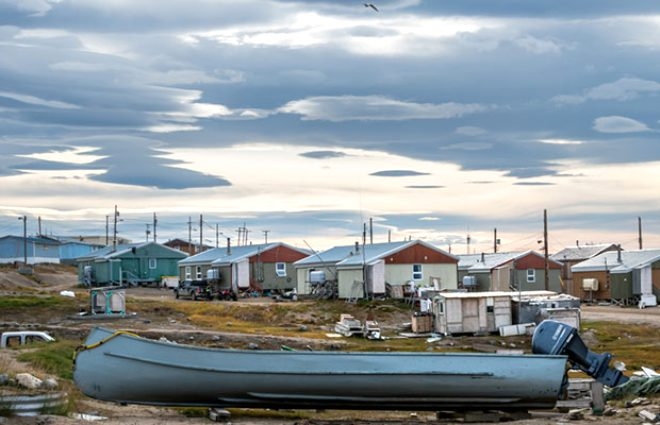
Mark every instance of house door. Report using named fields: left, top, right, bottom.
left=367, top=260, right=385, bottom=294
left=234, top=259, right=250, bottom=290
left=462, top=299, right=480, bottom=333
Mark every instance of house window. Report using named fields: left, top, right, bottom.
left=185, top=266, right=191, bottom=280
left=527, top=268, right=536, bottom=283
left=196, top=266, right=202, bottom=280
left=148, top=258, right=157, bottom=269
left=413, top=264, right=423, bottom=280
left=275, top=262, right=286, bottom=277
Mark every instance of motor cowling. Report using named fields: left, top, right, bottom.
left=532, top=320, right=628, bottom=388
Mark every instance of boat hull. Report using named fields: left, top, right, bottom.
left=73, top=328, right=567, bottom=411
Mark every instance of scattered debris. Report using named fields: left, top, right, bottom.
left=335, top=314, right=364, bottom=337
left=70, top=412, right=108, bottom=421
left=334, top=314, right=381, bottom=339
left=638, top=409, right=660, bottom=423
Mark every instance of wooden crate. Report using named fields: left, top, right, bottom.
left=411, top=313, right=433, bottom=333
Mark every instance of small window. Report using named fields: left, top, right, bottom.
left=196, top=266, right=202, bottom=280
left=413, top=264, right=423, bottom=280
left=148, top=258, right=157, bottom=269
left=185, top=266, right=191, bottom=280
left=275, top=262, right=286, bottom=277
left=527, top=268, right=536, bottom=283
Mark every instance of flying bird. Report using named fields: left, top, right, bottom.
left=364, top=3, right=379, bottom=12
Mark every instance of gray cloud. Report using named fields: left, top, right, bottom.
left=552, top=78, right=660, bottom=105
left=299, top=150, right=349, bottom=159
left=278, top=96, right=489, bottom=122
left=370, top=170, right=431, bottom=177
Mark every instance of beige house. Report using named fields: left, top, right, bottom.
left=294, top=240, right=458, bottom=299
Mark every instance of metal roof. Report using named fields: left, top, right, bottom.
left=550, top=244, right=618, bottom=262
left=457, top=251, right=561, bottom=272
left=293, top=240, right=456, bottom=268
left=76, top=242, right=187, bottom=261
left=178, top=242, right=309, bottom=266
left=571, top=248, right=660, bottom=273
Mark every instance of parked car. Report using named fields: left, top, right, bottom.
left=174, top=280, right=213, bottom=301
left=1, top=331, right=55, bottom=348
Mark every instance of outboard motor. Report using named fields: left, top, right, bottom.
left=532, top=320, right=629, bottom=388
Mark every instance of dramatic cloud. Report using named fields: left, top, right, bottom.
left=3, top=0, right=660, bottom=252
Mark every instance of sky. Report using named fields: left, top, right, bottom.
left=2, top=0, right=660, bottom=255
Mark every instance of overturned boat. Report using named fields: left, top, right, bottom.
left=73, top=321, right=627, bottom=412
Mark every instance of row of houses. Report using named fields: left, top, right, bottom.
left=2, top=234, right=658, bottom=305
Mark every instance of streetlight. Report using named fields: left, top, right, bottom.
left=18, top=216, right=27, bottom=266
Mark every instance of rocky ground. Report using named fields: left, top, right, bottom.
left=1, top=264, right=659, bottom=424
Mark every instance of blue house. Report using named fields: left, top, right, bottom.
left=0, top=235, right=61, bottom=265
left=58, top=240, right=104, bottom=265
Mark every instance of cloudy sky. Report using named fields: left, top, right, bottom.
left=2, top=0, right=660, bottom=254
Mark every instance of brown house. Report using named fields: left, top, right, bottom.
left=164, top=238, right=213, bottom=256
left=570, top=248, right=660, bottom=304
left=551, top=243, right=619, bottom=297
left=458, top=251, right=563, bottom=293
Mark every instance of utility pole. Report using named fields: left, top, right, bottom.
left=638, top=216, right=643, bottom=250
left=18, top=216, right=27, bottom=266
left=493, top=228, right=498, bottom=253
left=544, top=209, right=549, bottom=291
left=369, top=217, right=373, bottom=244
left=145, top=224, right=151, bottom=242
left=466, top=233, right=471, bottom=255
left=153, top=212, right=157, bottom=243
left=199, top=214, right=203, bottom=253
left=105, top=215, right=109, bottom=245
left=188, top=216, right=192, bottom=254
left=38, top=216, right=42, bottom=236
left=112, top=205, right=119, bottom=250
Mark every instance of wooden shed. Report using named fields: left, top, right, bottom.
left=431, top=291, right=512, bottom=335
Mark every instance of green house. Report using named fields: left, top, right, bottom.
left=76, top=242, right=188, bottom=286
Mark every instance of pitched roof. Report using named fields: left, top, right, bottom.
left=0, top=235, right=61, bottom=246
left=294, top=240, right=456, bottom=268
left=571, top=248, right=660, bottom=273
left=550, top=243, right=619, bottom=262
left=76, top=242, right=187, bottom=261
left=178, top=242, right=310, bottom=266
left=458, top=250, right=561, bottom=272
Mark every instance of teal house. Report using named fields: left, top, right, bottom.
left=76, top=242, right=188, bottom=286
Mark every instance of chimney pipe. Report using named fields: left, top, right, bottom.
left=355, top=241, right=359, bottom=254
left=617, top=244, right=622, bottom=263
left=226, top=237, right=231, bottom=255
left=481, top=252, right=485, bottom=263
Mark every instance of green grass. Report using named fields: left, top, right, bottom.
left=0, top=295, right=76, bottom=310
left=17, top=339, right=79, bottom=380
left=581, top=320, right=660, bottom=372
